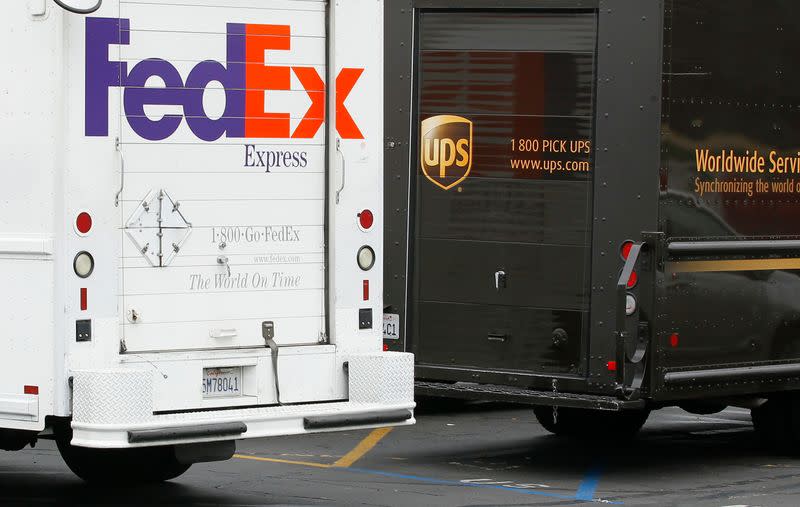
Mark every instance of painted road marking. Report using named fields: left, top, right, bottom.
left=347, top=467, right=621, bottom=503
left=234, top=458, right=619, bottom=503
left=234, top=427, right=394, bottom=470
left=461, top=478, right=552, bottom=489
left=235, top=450, right=617, bottom=503
left=236, top=454, right=599, bottom=501
left=576, top=464, right=604, bottom=502
left=234, top=427, right=618, bottom=503
left=333, top=427, right=393, bottom=468
left=233, top=454, right=331, bottom=469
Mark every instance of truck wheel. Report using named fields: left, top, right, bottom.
left=56, top=431, right=190, bottom=483
left=751, top=397, right=795, bottom=452
left=533, top=406, right=577, bottom=436
left=679, top=401, right=727, bottom=415
left=534, top=406, right=649, bottom=439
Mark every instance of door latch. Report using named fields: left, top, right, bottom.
left=127, top=309, right=140, bottom=324
left=210, top=328, right=238, bottom=339
left=495, top=270, right=507, bottom=291
left=262, top=321, right=281, bottom=404
left=217, top=255, right=231, bottom=277
left=487, top=332, right=508, bottom=342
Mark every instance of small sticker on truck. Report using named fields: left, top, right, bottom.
left=383, top=313, right=400, bottom=340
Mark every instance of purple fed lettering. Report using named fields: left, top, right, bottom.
left=85, top=18, right=250, bottom=141
left=85, top=17, right=129, bottom=136
left=123, top=58, right=186, bottom=141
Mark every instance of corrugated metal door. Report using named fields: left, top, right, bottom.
left=118, top=0, right=327, bottom=353
left=412, top=10, right=597, bottom=375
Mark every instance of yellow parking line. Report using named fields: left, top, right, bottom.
left=332, top=427, right=393, bottom=468
left=233, top=454, right=332, bottom=469
left=234, top=427, right=394, bottom=470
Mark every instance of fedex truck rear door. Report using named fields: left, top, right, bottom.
left=111, top=1, right=327, bottom=353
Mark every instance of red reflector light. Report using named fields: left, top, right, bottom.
left=24, top=385, right=38, bottom=395
left=607, top=361, right=617, bottom=372
left=80, top=288, right=87, bottom=311
left=626, top=270, right=638, bottom=289
left=363, top=280, right=369, bottom=301
left=76, top=212, right=93, bottom=235
left=383, top=343, right=389, bottom=351
left=670, top=333, right=680, bottom=348
left=620, top=241, right=634, bottom=260
left=358, top=209, right=374, bottom=230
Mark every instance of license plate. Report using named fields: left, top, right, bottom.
left=383, top=313, right=400, bottom=340
left=202, top=367, right=242, bottom=398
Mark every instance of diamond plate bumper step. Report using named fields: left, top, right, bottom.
left=415, top=381, right=646, bottom=411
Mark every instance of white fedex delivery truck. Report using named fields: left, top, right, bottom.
left=0, top=0, right=413, bottom=482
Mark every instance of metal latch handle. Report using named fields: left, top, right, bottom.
left=262, top=321, right=281, bottom=404
left=210, top=328, right=238, bottom=339
left=494, top=270, right=507, bottom=290
left=487, top=332, right=507, bottom=342
left=114, top=137, right=125, bottom=207
left=217, top=255, right=231, bottom=277
left=335, top=138, right=346, bottom=204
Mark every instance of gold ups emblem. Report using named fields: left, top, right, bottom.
left=420, top=115, right=472, bottom=190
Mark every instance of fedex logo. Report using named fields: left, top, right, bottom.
left=85, top=17, right=364, bottom=141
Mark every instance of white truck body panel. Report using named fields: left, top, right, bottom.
left=0, top=0, right=414, bottom=447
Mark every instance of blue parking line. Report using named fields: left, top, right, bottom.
left=575, top=464, right=605, bottom=502
left=347, top=466, right=622, bottom=503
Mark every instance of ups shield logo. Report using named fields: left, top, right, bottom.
left=420, top=115, right=472, bottom=190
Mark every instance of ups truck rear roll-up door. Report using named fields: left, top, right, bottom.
left=411, top=11, right=597, bottom=375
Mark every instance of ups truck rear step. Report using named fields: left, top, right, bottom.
left=415, top=381, right=645, bottom=411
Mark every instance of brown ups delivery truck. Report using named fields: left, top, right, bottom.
left=383, top=0, right=800, bottom=447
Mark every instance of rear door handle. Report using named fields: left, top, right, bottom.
left=487, top=332, right=507, bottom=342
left=335, top=138, right=346, bottom=204
left=210, top=328, right=238, bottom=339
left=217, top=255, right=231, bottom=277
left=495, top=270, right=507, bottom=290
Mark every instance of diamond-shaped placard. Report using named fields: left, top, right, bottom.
left=124, top=189, right=192, bottom=267
left=159, top=190, right=192, bottom=230
left=159, top=190, right=192, bottom=267
left=124, top=190, right=161, bottom=267
left=161, top=227, right=192, bottom=267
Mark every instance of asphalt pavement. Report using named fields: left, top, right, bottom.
left=1, top=400, right=799, bottom=506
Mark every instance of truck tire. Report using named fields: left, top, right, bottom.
left=533, top=406, right=576, bottom=436
left=534, top=406, right=649, bottom=439
left=678, top=401, right=727, bottom=416
left=56, top=430, right=190, bottom=483
left=751, top=396, right=795, bottom=452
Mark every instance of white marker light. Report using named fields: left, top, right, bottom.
left=625, top=293, right=637, bottom=316
left=357, top=246, right=375, bottom=271
left=74, top=251, right=95, bottom=278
